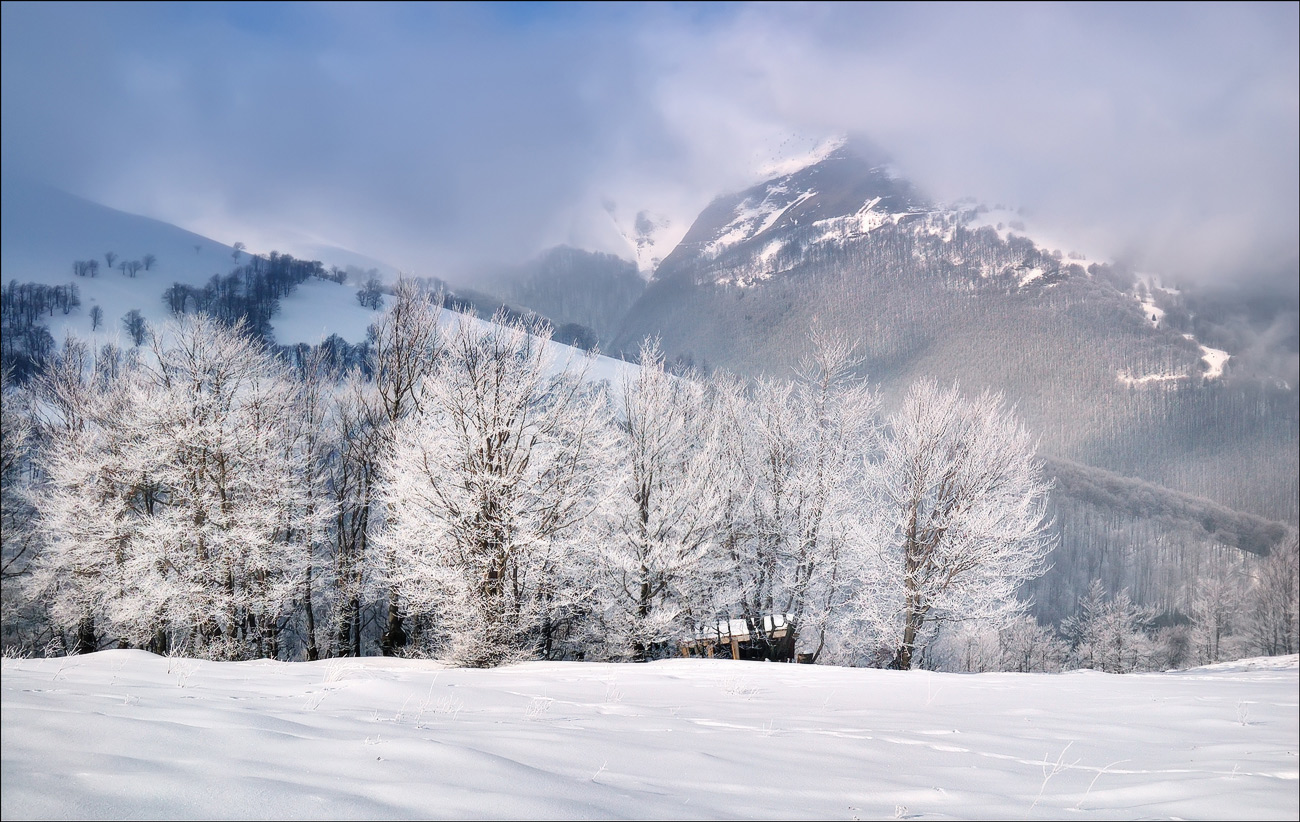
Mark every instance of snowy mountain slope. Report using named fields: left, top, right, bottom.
left=1, top=176, right=238, bottom=282
left=0, top=179, right=416, bottom=350
left=3, top=651, right=1296, bottom=820
left=0, top=177, right=640, bottom=390
left=614, top=144, right=1243, bottom=391
left=1, top=176, right=380, bottom=348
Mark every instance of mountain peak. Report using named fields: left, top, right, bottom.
left=651, top=138, right=929, bottom=282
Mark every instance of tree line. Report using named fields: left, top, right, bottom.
left=0, top=281, right=81, bottom=380
left=161, top=251, right=326, bottom=339
left=1, top=283, right=1294, bottom=670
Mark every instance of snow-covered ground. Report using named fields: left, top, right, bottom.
left=3, top=652, right=1296, bottom=820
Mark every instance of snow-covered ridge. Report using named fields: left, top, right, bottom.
left=756, top=133, right=848, bottom=178
left=650, top=145, right=931, bottom=286
left=808, top=196, right=911, bottom=247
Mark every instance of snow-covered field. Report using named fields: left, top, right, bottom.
left=3, top=652, right=1296, bottom=820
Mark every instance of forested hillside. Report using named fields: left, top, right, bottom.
left=471, top=246, right=646, bottom=348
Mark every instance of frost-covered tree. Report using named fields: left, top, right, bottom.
left=1063, top=580, right=1156, bottom=673
left=783, top=327, right=879, bottom=660
left=325, top=370, right=386, bottom=657
left=859, top=379, right=1054, bottom=670
left=1, top=366, right=38, bottom=651
left=1189, top=573, right=1243, bottom=665
left=997, top=614, right=1067, bottom=672
left=287, top=345, right=338, bottom=661
left=27, top=317, right=324, bottom=659
left=365, top=279, right=445, bottom=654
left=702, top=372, right=761, bottom=631
left=1247, top=534, right=1299, bottom=656
left=130, top=317, right=319, bottom=657
left=377, top=311, right=613, bottom=667
left=24, top=339, right=133, bottom=653
left=937, top=614, right=1066, bottom=673
left=736, top=378, right=801, bottom=637
left=732, top=327, right=879, bottom=661
left=596, top=339, right=727, bottom=660
left=1, top=367, right=34, bottom=581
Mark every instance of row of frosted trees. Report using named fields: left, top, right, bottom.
left=2, top=282, right=1078, bottom=667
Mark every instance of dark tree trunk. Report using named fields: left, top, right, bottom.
left=380, top=601, right=406, bottom=656
left=335, top=596, right=359, bottom=657
left=73, top=616, right=96, bottom=655
left=303, top=566, right=318, bottom=661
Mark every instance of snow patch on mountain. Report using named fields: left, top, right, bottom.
left=1117, top=339, right=1230, bottom=386
left=590, top=201, right=688, bottom=277
left=1139, top=294, right=1165, bottom=327
left=1118, top=369, right=1186, bottom=387
left=1018, top=267, right=1047, bottom=287
left=1185, top=334, right=1231, bottom=379
left=758, top=239, right=785, bottom=264
left=705, top=186, right=817, bottom=258
left=809, top=197, right=914, bottom=247
left=271, top=277, right=380, bottom=345
left=1131, top=279, right=1230, bottom=378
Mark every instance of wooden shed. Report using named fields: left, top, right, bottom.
left=679, top=613, right=797, bottom=662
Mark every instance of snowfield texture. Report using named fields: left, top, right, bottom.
left=3, top=652, right=1296, bottom=820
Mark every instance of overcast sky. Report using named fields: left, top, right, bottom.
left=3, top=2, right=1296, bottom=291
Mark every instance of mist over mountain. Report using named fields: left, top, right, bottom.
left=476, top=143, right=1297, bottom=624
left=468, top=246, right=646, bottom=346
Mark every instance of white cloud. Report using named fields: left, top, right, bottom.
left=3, top=3, right=1295, bottom=288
